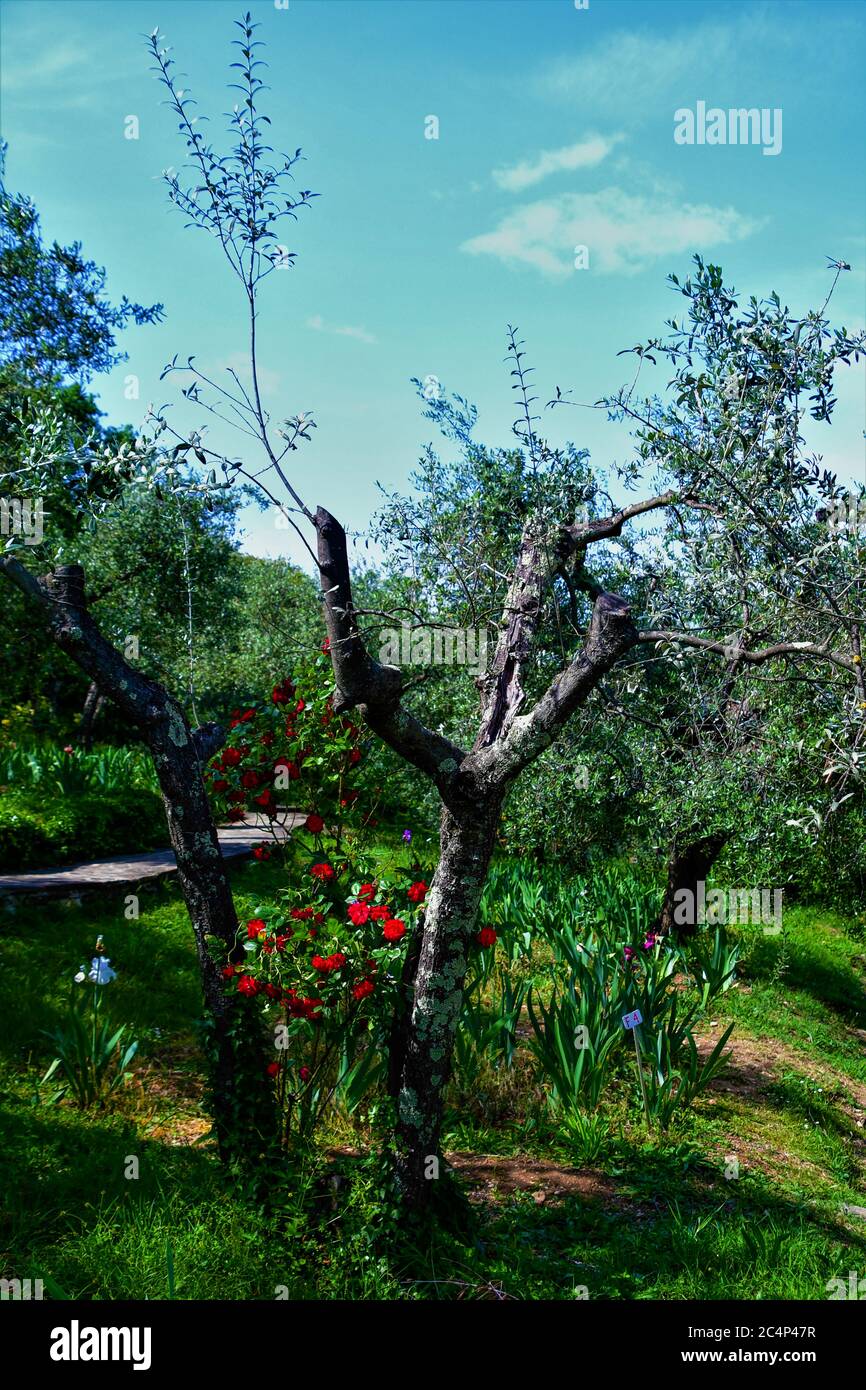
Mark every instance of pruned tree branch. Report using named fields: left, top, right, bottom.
left=473, top=590, right=638, bottom=785
left=314, top=506, right=467, bottom=795
left=475, top=517, right=550, bottom=749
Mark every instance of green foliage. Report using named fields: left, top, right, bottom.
left=0, top=739, right=157, bottom=794
left=467, top=861, right=739, bottom=1130
left=1, top=862, right=866, bottom=1299
left=0, top=145, right=162, bottom=384
left=0, top=787, right=166, bottom=869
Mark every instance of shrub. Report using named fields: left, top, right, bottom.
left=0, top=788, right=167, bottom=869
left=205, top=650, right=435, bottom=1150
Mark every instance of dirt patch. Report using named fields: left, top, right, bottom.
left=696, top=1027, right=866, bottom=1186
left=131, top=1045, right=212, bottom=1146
left=145, top=1113, right=212, bottom=1146
left=697, top=1028, right=866, bottom=1120
left=446, top=1152, right=616, bottom=1204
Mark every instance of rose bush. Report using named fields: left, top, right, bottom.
left=226, top=864, right=430, bottom=1144
left=204, top=647, right=372, bottom=847
left=204, top=649, right=433, bottom=1147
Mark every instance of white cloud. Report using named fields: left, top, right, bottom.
left=493, top=134, right=622, bottom=192
left=0, top=20, right=138, bottom=112
left=542, top=27, right=727, bottom=111
left=461, top=188, right=762, bottom=278
left=1, top=40, right=91, bottom=93
left=307, top=314, right=377, bottom=346
left=537, top=10, right=861, bottom=117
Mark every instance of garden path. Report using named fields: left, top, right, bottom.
left=0, top=812, right=303, bottom=897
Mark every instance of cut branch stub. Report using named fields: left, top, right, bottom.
left=315, top=505, right=402, bottom=714
left=315, top=505, right=468, bottom=796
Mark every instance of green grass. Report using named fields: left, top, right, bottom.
left=727, top=906, right=866, bottom=1073
left=2, top=862, right=866, bottom=1299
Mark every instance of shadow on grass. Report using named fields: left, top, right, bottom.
left=737, top=921, right=866, bottom=1027
left=427, top=1141, right=866, bottom=1300
left=0, top=1096, right=217, bottom=1269
left=0, top=858, right=305, bottom=1068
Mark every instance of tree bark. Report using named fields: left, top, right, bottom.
left=79, top=681, right=104, bottom=751
left=392, top=796, right=503, bottom=1206
left=0, top=557, right=275, bottom=1161
left=656, top=831, right=730, bottom=939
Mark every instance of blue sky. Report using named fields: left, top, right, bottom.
left=2, top=0, right=865, bottom=567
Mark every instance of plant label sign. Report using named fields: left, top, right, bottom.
left=622, top=1009, right=643, bottom=1031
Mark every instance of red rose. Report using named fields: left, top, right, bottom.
left=299, top=1065, right=312, bottom=1082
left=407, top=881, right=428, bottom=904
left=247, top=918, right=266, bottom=939
left=252, top=845, right=271, bottom=861
left=347, top=901, right=370, bottom=926
left=237, top=974, right=258, bottom=996
left=358, top=882, right=376, bottom=901
left=349, top=748, right=361, bottom=765
left=291, top=907, right=314, bottom=921
left=222, top=747, right=243, bottom=767
left=477, top=927, right=497, bottom=948
left=310, top=863, right=334, bottom=882
left=272, top=679, right=295, bottom=705
left=295, top=698, right=306, bottom=713
left=212, top=778, right=229, bottom=793
left=221, top=964, right=236, bottom=979
left=241, top=770, right=261, bottom=789
left=305, top=813, right=325, bottom=834
left=370, top=904, right=390, bottom=921
left=383, top=919, right=406, bottom=943
left=321, top=638, right=331, bottom=653
left=312, top=952, right=345, bottom=973
left=266, top=1061, right=280, bottom=1077
left=352, top=978, right=375, bottom=1001
left=260, top=731, right=275, bottom=747
left=227, top=807, right=246, bottom=822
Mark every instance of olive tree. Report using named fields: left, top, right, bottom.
left=3, top=15, right=863, bottom=1212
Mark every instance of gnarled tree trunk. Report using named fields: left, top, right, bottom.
left=391, top=797, right=503, bottom=1205
left=0, top=558, right=276, bottom=1162
left=316, top=502, right=644, bottom=1212
left=656, top=830, right=730, bottom=939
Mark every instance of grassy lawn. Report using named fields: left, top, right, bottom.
left=2, top=869, right=865, bottom=1300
